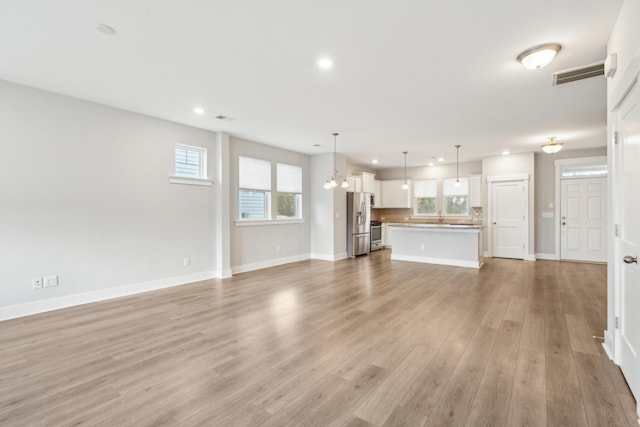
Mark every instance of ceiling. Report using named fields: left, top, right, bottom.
left=0, top=1, right=623, bottom=168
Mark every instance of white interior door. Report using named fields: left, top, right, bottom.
left=618, top=79, right=640, bottom=406
left=491, top=180, right=526, bottom=259
left=560, top=177, right=607, bottom=262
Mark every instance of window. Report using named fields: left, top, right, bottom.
left=413, top=179, right=438, bottom=216
left=175, top=144, right=206, bottom=179
left=239, top=156, right=271, bottom=220
left=561, top=164, right=607, bottom=177
left=276, top=163, right=302, bottom=219
left=442, top=177, right=469, bottom=216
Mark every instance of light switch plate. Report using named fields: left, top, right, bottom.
left=43, top=275, right=58, bottom=288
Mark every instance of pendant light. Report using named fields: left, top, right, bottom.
left=542, top=136, right=563, bottom=154
left=454, top=145, right=462, bottom=187
left=401, top=151, right=409, bottom=190
left=323, top=133, right=349, bottom=189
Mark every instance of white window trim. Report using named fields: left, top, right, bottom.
left=169, top=176, right=213, bottom=186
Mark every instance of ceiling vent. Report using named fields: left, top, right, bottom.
left=215, top=115, right=235, bottom=122
left=553, top=62, right=604, bottom=86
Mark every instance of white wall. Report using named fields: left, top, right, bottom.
left=482, top=152, right=535, bottom=258
left=229, top=137, right=311, bottom=271
left=375, top=161, right=482, bottom=181
left=0, top=80, right=217, bottom=318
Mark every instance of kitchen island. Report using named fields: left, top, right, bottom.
left=388, top=223, right=484, bottom=268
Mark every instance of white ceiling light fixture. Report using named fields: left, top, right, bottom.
left=317, top=57, right=333, bottom=69
left=324, top=133, right=349, bottom=189
left=454, top=145, right=462, bottom=187
left=517, top=43, right=561, bottom=70
left=401, top=151, right=409, bottom=190
left=372, top=159, right=378, bottom=164
left=437, top=157, right=444, bottom=162
left=502, top=150, right=510, bottom=155
left=193, top=107, right=205, bottom=115
left=96, top=24, right=117, bottom=36
left=542, top=136, right=563, bottom=154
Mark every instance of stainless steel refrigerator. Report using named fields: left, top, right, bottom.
left=347, top=192, right=371, bottom=257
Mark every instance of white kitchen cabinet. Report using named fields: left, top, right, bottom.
left=373, top=180, right=382, bottom=208
left=360, top=172, right=376, bottom=194
left=382, top=223, right=393, bottom=248
left=346, top=176, right=361, bottom=192
left=381, top=180, right=412, bottom=208
left=469, top=175, right=482, bottom=207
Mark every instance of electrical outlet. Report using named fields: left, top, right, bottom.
left=183, top=257, right=191, bottom=267
left=276, top=245, right=281, bottom=252
left=43, top=275, right=58, bottom=288
left=32, top=277, right=43, bottom=289
left=420, top=244, right=425, bottom=251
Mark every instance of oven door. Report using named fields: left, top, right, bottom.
left=371, top=225, right=382, bottom=242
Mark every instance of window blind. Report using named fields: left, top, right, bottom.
left=277, top=163, right=302, bottom=193
left=175, top=146, right=204, bottom=179
left=442, top=177, right=469, bottom=196
left=239, top=156, right=271, bottom=191
left=413, top=179, right=437, bottom=197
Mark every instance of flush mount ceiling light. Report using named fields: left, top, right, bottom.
left=401, top=152, right=409, bottom=190
left=193, top=107, right=205, bottom=115
left=454, top=145, right=462, bottom=187
left=317, top=57, right=334, bottom=69
left=324, top=133, right=349, bottom=189
left=517, top=43, right=561, bottom=70
left=542, top=136, right=563, bottom=154
left=96, top=23, right=117, bottom=36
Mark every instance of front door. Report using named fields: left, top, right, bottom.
left=491, top=180, right=526, bottom=259
left=560, top=177, right=607, bottom=262
left=618, top=78, right=640, bottom=408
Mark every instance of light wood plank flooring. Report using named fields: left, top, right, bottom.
left=1, top=250, right=637, bottom=426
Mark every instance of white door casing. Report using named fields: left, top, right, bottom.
left=560, top=177, right=608, bottom=262
left=617, top=78, right=640, bottom=406
left=489, top=178, right=528, bottom=259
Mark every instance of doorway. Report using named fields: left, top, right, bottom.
left=560, top=176, right=607, bottom=262
left=488, top=177, right=528, bottom=259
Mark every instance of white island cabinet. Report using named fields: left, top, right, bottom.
left=388, top=223, right=484, bottom=268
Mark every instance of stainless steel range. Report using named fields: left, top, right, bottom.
left=370, top=221, right=382, bottom=251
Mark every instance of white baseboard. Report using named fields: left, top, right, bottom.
left=535, top=252, right=559, bottom=261
left=216, top=269, right=233, bottom=279
left=0, top=270, right=217, bottom=322
left=483, top=251, right=490, bottom=257
left=391, top=254, right=481, bottom=269
left=232, top=253, right=310, bottom=274
left=310, top=252, right=348, bottom=261
left=603, top=329, right=615, bottom=361
left=524, top=254, right=537, bottom=261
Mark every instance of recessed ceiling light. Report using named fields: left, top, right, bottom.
left=96, top=24, right=117, bottom=36
left=428, top=162, right=435, bottom=167
left=193, top=107, right=205, bottom=115
left=517, top=43, right=561, bottom=70
left=372, top=159, right=378, bottom=164
left=317, top=57, right=333, bottom=69
left=502, top=150, right=510, bottom=155
left=437, top=157, right=444, bottom=162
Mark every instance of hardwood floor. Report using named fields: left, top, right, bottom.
left=1, top=250, right=637, bottom=426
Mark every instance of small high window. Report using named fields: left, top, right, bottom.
left=175, top=144, right=206, bottom=179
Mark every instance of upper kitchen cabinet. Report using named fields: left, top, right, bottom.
left=373, top=180, right=382, bottom=207
left=346, top=175, right=362, bottom=192
left=360, top=172, right=376, bottom=193
left=469, top=175, right=482, bottom=207
left=381, top=179, right=412, bottom=208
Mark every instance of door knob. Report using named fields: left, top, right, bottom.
left=562, top=222, right=566, bottom=225
left=492, top=222, right=496, bottom=225
left=623, top=255, right=638, bottom=264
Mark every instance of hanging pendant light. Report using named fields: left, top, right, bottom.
left=454, top=145, right=462, bottom=187
left=542, top=136, right=563, bottom=154
left=324, top=133, right=349, bottom=190
left=401, top=151, right=409, bottom=190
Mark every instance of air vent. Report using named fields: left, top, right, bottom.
left=553, top=62, right=604, bottom=86
left=215, top=115, right=235, bottom=122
